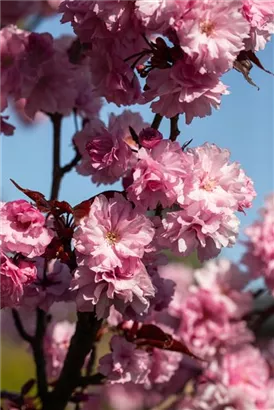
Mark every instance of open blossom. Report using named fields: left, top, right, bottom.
left=73, top=193, right=155, bottom=270
left=88, top=42, right=141, bottom=106
left=0, top=252, right=37, bottom=309
left=158, top=208, right=240, bottom=262
left=74, top=110, right=146, bottom=185
left=99, top=335, right=151, bottom=384
left=0, top=200, right=54, bottom=258
left=148, top=348, right=182, bottom=385
left=180, top=143, right=256, bottom=213
left=72, top=259, right=155, bottom=319
left=220, top=345, right=270, bottom=408
left=127, top=140, right=185, bottom=210
left=177, top=287, right=253, bottom=358
left=242, top=193, right=274, bottom=294
left=194, top=259, right=252, bottom=318
left=0, top=25, right=29, bottom=107
left=177, top=381, right=258, bottom=410
left=242, top=0, right=274, bottom=51
left=135, top=0, right=179, bottom=32
left=44, top=320, right=75, bottom=380
left=138, top=128, right=163, bottom=149
left=0, top=115, right=15, bottom=136
left=173, top=0, right=249, bottom=74
left=22, top=258, right=72, bottom=311
left=144, top=61, right=229, bottom=122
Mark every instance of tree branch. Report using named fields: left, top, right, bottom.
left=169, top=115, right=180, bottom=141
left=50, top=113, right=63, bottom=201
left=48, top=312, right=102, bottom=410
left=11, top=309, right=33, bottom=344
left=49, top=114, right=81, bottom=200
left=151, top=114, right=163, bottom=130
left=32, top=309, right=48, bottom=405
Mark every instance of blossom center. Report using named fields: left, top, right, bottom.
left=201, top=179, right=217, bottom=192
left=200, top=20, right=215, bottom=36
left=105, top=231, right=120, bottom=245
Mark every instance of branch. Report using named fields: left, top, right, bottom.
left=48, top=312, right=102, bottom=410
left=50, top=113, right=63, bottom=200
left=151, top=114, right=163, bottom=130
left=252, top=304, right=274, bottom=331
left=32, top=309, right=48, bottom=405
left=169, top=115, right=180, bottom=141
left=78, top=373, right=105, bottom=388
left=11, top=309, right=33, bottom=343
left=60, top=146, right=81, bottom=175
left=12, top=309, right=49, bottom=405
left=49, top=114, right=82, bottom=200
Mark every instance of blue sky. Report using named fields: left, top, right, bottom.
left=1, top=15, right=273, bottom=263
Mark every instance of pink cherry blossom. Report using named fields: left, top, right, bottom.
left=144, top=61, right=229, bottom=122
left=60, top=1, right=136, bottom=40
left=158, top=208, right=240, bottom=262
left=0, top=115, right=15, bottom=136
left=44, top=320, right=76, bottom=380
left=194, top=259, right=252, bottom=318
left=99, top=335, right=151, bottom=384
left=139, top=128, right=163, bottom=149
left=72, top=259, right=155, bottom=319
left=1, top=1, right=39, bottom=26
left=20, top=38, right=78, bottom=118
left=127, top=140, right=185, bottom=210
left=242, top=0, right=274, bottom=51
left=135, top=0, right=179, bottom=32
left=73, top=193, right=155, bottom=270
left=22, top=258, right=72, bottom=311
left=242, top=193, right=274, bottom=294
left=0, top=200, right=54, bottom=258
left=220, top=345, right=270, bottom=408
left=177, top=381, right=257, bottom=410
left=74, top=111, right=141, bottom=185
left=173, top=0, right=249, bottom=74
left=148, top=348, right=182, bottom=385
left=0, top=25, right=29, bottom=108
left=180, top=143, right=256, bottom=213
left=88, top=42, right=141, bottom=107
left=176, top=287, right=253, bottom=358
left=0, top=252, right=37, bottom=309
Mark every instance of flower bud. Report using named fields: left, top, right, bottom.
left=139, top=127, right=163, bottom=148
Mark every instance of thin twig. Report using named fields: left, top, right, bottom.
left=11, top=309, right=33, bottom=344
left=78, top=374, right=105, bottom=388
left=32, top=309, right=48, bottom=405
left=50, top=113, right=63, bottom=201
left=151, top=114, right=163, bottom=130
left=49, top=114, right=82, bottom=200
left=169, top=115, right=180, bottom=141
left=60, top=146, right=81, bottom=175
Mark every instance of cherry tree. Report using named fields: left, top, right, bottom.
left=1, top=1, right=274, bottom=410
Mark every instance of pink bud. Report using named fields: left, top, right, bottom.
left=139, top=127, right=163, bottom=149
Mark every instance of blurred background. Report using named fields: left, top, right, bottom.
left=1, top=6, right=273, bottom=394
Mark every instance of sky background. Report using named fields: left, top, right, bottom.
left=1, top=14, right=274, bottom=264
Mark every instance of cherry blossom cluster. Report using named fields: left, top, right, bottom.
left=1, top=1, right=273, bottom=410
left=59, top=0, right=274, bottom=120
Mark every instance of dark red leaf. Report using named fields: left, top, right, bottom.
left=246, top=50, right=274, bottom=76
left=10, top=179, right=50, bottom=211
left=50, top=200, right=73, bottom=215
left=21, top=379, right=36, bottom=397
left=234, top=54, right=259, bottom=90
left=136, top=324, right=168, bottom=342
left=73, top=199, right=93, bottom=224
left=134, top=324, right=202, bottom=361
